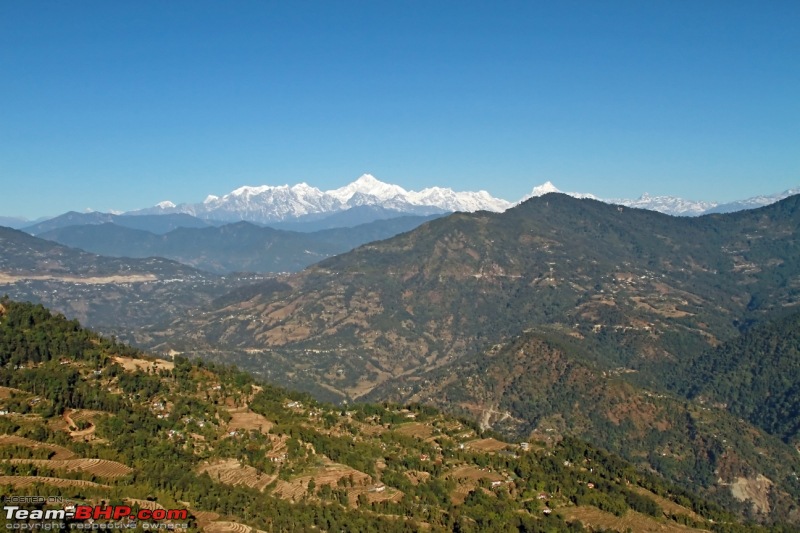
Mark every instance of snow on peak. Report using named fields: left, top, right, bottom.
left=230, top=185, right=278, bottom=197
left=608, top=193, right=716, bottom=216
left=125, top=175, right=800, bottom=222
left=328, top=174, right=408, bottom=203
left=167, top=174, right=512, bottom=222
left=528, top=181, right=562, bottom=197
left=290, top=182, right=323, bottom=195
left=518, top=182, right=597, bottom=204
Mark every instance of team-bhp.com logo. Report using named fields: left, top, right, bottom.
left=4, top=501, right=189, bottom=529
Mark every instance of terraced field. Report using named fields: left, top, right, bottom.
left=0, top=434, right=77, bottom=460
left=272, top=460, right=372, bottom=502
left=447, top=465, right=506, bottom=504
left=203, top=521, right=266, bottom=533
left=392, top=422, right=433, bottom=439
left=197, top=459, right=276, bottom=491
left=561, top=506, right=709, bottom=532
left=465, top=437, right=508, bottom=452
left=226, top=408, right=274, bottom=435
left=0, top=475, right=108, bottom=489
left=124, top=499, right=166, bottom=511
left=5, top=458, right=132, bottom=478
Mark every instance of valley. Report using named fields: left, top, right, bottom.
left=2, top=193, right=800, bottom=527
left=0, top=299, right=753, bottom=532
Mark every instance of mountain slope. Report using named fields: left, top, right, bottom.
left=158, top=193, right=800, bottom=396
left=23, top=211, right=212, bottom=236
left=0, top=226, right=258, bottom=341
left=37, top=215, right=442, bottom=274
left=668, top=310, right=800, bottom=445
left=0, top=226, right=206, bottom=279
left=364, top=329, right=800, bottom=522
left=2, top=298, right=758, bottom=532
left=704, top=187, right=800, bottom=214
left=149, top=193, right=800, bottom=523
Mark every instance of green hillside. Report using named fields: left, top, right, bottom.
left=0, top=298, right=779, bottom=532
left=667, top=310, right=800, bottom=445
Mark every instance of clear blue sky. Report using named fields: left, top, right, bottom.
left=2, top=1, right=798, bottom=218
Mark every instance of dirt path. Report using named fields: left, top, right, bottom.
left=63, top=410, right=96, bottom=440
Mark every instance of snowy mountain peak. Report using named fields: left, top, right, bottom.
left=328, top=174, right=408, bottom=203
left=608, top=193, right=716, bottom=216
left=290, top=182, right=323, bottom=195
left=518, top=182, right=597, bottom=204
left=230, top=185, right=278, bottom=197
left=354, top=173, right=380, bottom=185
left=528, top=181, right=562, bottom=197
left=126, top=174, right=799, bottom=223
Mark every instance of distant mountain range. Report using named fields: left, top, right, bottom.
left=131, top=174, right=512, bottom=224
left=136, top=176, right=800, bottom=221
left=35, top=214, right=444, bottom=274
left=131, top=174, right=800, bottom=222
left=6, top=175, right=798, bottom=277
left=535, top=181, right=800, bottom=216
left=6, top=175, right=799, bottom=231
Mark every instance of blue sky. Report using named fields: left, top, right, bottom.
left=2, top=1, right=798, bottom=218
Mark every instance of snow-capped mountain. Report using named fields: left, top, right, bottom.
left=328, top=174, right=409, bottom=204
left=129, top=174, right=799, bottom=224
left=607, top=193, right=717, bottom=216
left=521, top=181, right=800, bottom=217
left=518, top=181, right=598, bottom=203
left=702, top=187, right=800, bottom=214
left=134, top=174, right=511, bottom=224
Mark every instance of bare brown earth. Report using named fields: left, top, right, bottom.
left=272, top=459, right=372, bottom=502
left=0, top=273, right=158, bottom=285
left=0, top=386, right=27, bottom=398
left=630, top=486, right=704, bottom=522
left=447, top=465, right=505, bottom=505
left=465, top=437, right=508, bottom=452
left=729, top=474, right=774, bottom=514
left=561, top=506, right=710, bottom=532
left=62, top=409, right=98, bottom=441
left=113, top=356, right=175, bottom=372
left=0, top=434, right=77, bottom=460
left=346, top=484, right=404, bottom=507
left=392, top=422, right=433, bottom=439
left=5, top=458, right=132, bottom=478
left=405, top=470, right=431, bottom=485
left=0, top=475, right=108, bottom=489
left=124, top=499, right=166, bottom=511
left=203, top=521, right=266, bottom=533
left=226, top=407, right=274, bottom=435
left=191, top=510, right=221, bottom=528
left=197, top=458, right=276, bottom=491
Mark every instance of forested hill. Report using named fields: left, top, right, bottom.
left=147, top=193, right=800, bottom=525
left=0, top=298, right=781, bottom=532
left=668, top=309, right=800, bottom=445
left=160, top=193, right=800, bottom=401
left=35, top=214, right=442, bottom=274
